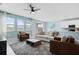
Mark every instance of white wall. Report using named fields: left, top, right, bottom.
left=0, top=3, right=79, bottom=21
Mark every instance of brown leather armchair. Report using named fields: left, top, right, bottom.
left=18, top=32, right=29, bottom=41
left=50, top=40, right=79, bottom=55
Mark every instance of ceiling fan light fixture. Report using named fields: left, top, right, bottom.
left=24, top=4, right=40, bottom=14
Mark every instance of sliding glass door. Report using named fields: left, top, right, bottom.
left=16, top=19, right=24, bottom=32
left=4, top=13, right=38, bottom=40
left=5, top=16, right=32, bottom=38
left=6, top=17, right=16, bottom=38
left=25, top=21, right=32, bottom=37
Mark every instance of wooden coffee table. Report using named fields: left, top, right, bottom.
left=26, top=39, right=41, bottom=47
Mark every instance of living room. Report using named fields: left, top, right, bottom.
left=0, top=3, right=79, bottom=55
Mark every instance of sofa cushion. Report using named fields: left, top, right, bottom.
left=36, top=35, right=54, bottom=39
left=62, top=36, right=67, bottom=42
left=54, top=36, right=61, bottom=41
left=66, top=36, right=75, bottom=44
left=37, top=31, right=45, bottom=35
left=45, top=32, right=53, bottom=36
left=52, top=32, right=59, bottom=37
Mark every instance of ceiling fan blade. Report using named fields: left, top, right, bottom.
left=34, top=9, right=40, bottom=11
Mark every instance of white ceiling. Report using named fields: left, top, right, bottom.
left=0, top=3, right=79, bottom=22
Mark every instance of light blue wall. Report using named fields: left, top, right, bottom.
left=45, top=21, right=62, bottom=32
left=45, top=22, right=55, bottom=32
left=45, top=21, right=79, bottom=40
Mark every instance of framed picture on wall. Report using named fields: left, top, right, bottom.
left=69, top=25, right=75, bottom=31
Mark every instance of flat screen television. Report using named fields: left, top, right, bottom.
left=69, top=25, right=75, bottom=31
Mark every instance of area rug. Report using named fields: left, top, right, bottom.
left=10, top=41, right=52, bottom=55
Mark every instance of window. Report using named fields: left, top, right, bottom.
left=25, top=21, right=31, bottom=34
left=6, top=17, right=15, bottom=32
left=5, top=17, right=16, bottom=38
left=17, top=19, right=24, bottom=32
left=37, top=23, right=44, bottom=32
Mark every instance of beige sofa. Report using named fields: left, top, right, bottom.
left=36, top=32, right=55, bottom=42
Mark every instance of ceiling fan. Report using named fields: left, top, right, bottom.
left=24, top=4, right=40, bottom=14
